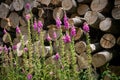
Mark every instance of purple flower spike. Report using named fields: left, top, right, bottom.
left=4, top=45, right=8, bottom=53
left=3, top=29, right=7, bottom=34
left=33, top=20, right=38, bottom=31
left=54, top=52, right=60, bottom=61
left=53, top=31, right=57, bottom=39
left=83, top=22, right=90, bottom=33
left=56, top=17, right=62, bottom=28
left=27, top=74, right=32, bottom=80
left=25, top=3, right=31, bottom=10
left=38, top=20, right=43, bottom=28
left=16, top=26, right=21, bottom=34
left=24, top=47, right=28, bottom=52
left=37, top=27, right=41, bottom=33
left=64, top=14, right=68, bottom=22
left=12, top=45, right=17, bottom=50
left=64, top=20, right=70, bottom=29
left=70, top=26, right=76, bottom=37
left=25, top=14, right=31, bottom=21
left=46, top=34, right=51, bottom=41
left=63, top=33, right=71, bottom=43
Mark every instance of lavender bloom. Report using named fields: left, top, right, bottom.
left=63, top=33, right=71, bottom=43
left=56, top=17, right=62, bottom=28
left=54, top=52, right=60, bottom=61
left=27, top=74, right=32, bottom=80
left=33, top=20, right=38, bottom=31
left=4, top=45, right=8, bottom=53
left=3, top=29, right=7, bottom=34
left=12, top=45, right=17, bottom=50
left=83, top=22, right=90, bottom=33
left=24, top=47, right=28, bottom=52
left=53, top=31, right=57, bottom=39
left=25, top=3, right=31, bottom=10
left=70, top=26, right=76, bottom=37
left=25, top=14, right=31, bottom=21
left=46, top=34, right=51, bottom=41
left=16, top=26, right=21, bottom=34
left=37, top=20, right=43, bottom=28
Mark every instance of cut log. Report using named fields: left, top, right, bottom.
left=77, top=4, right=90, bottom=16
left=90, top=43, right=103, bottom=53
left=19, top=17, right=27, bottom=27
left=53, top=7, right=64, bottom=20
left=12, top=0, right=24, bottom=11
left=92, top=51, right=112, bottom=67
left=117, top=37, right=120, bottom=46
left=91, top=0, right=108, bottom=12
left=75, top=41, right=86, bottom=54
left=112, top=7, right=120, bottom=19
left=68, top=16, right=83, bottom=26
left=76, top=53, right=89, bottom=69
left=84, top=11, right=105, bottom=28
left=62, top=0, right=77, bottom=11
left=40, top=0, right=51, bottom=6
left=38, top=8, right=44, bottom=18
left=51, top=0, right=61, bottom=5
left=100, top=34, right=116, bottom=49
left=99, top=18, right=120, bottom=34
left=9, top=12, right=19, bottom=28
left=1, top=18, right=11, bottom=30
left=5, top=0, right=12, bottom=5
left=0, top=3, right=9, bottom=19
left=2, top=33, right=11, bottom=43
left=74, top=28, right=83, bottom=41
left=114, top=0, right=120, bottom=6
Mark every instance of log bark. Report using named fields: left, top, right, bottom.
left=0, top=3, right=9, bottom=19
left=100, top=34, right=116, bottom=49
left=112, top=7, right=120, bottom=19
left=99, top=18, right=120, bottom=34
left=75, top=41, right=86, bottom=54
left=77, top=4, right=90, bottom=16
left=9, top=12, right=19, bottom=28
left=84, top=11, right=105, bottom=28
left=91, top=0, right=108, bottom=12
left=62, top=0, right=77, bottom=11
left=90, top=43, right=103, bottom=53
left=12, top=0, right=24, bottom=11
left=92, top=51, right=112, bottom=67
left=53, top=7, right=64, bottom=20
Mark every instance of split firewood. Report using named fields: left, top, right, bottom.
left=53, top=7, right=64, bottom=20
left=74, top=28, right=83, bottom=41
left=40, top=0, right=51, bottom=6
left=84, top=11, right=105, bottom=28
left=117, top=37, right=120, bottom=46
left=50, top=0, right=61, bottom=5
left=99, top=18, right=120, bottom=34
left=9, top=12, right=19, bottom=28
left=38, top=8, right=44, bottom=18
left=5, top=0, right=13, bottom=5
left=91, top=0, right=108, bottom=12
left=62, top=0, right=77, bottom=11
left=77, top=4, right=90, bottom=16
left=100, top=34, right=116, bottom=49
left=75, top=41, right=86, bottom=54
left=92, top=51, right=112, bottom=67
left=0, top=3, right=9, bottom=19
left=12, top=0, right=24, bottom=11
left=2, top=33, right=11, bottom=43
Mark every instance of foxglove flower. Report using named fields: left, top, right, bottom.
left=53, top=31, right=57, bottom=39
left=54, top=52, right=60, bottom=61
left=24, top=47, right=28, bottom=52
left=16, top=26, right=21, bottom=34
left=25, top=3, right=31, bottom=10
left=27, top=74, right=32, bottom=80
left=70, top=26, right=76, bottom=37
left=46, top=34, right=51, bottom=41
left=64, top=14, right=68, bottom=22
left=63, top=33, right=71, bottom=43
left=4, top=45, right=8, bottom=53
left=25, top=14, right=31, bottom=21
left=3, top=29, right=7, bottom=34
left=37, top=27, right=41, bottom=33
left=56, top=17, right=62, bottom=28
left=37, top=20, right=43, bottom=28
left=33, top=20, right=38, bottom=31
left=64, top=20, right=70, bottom=29
left=12, top=45, right=17, bottom=50
left=83, top=22, right=89, bottom=33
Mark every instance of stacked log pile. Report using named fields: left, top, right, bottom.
left=0, top=0, right=120, bottom=78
